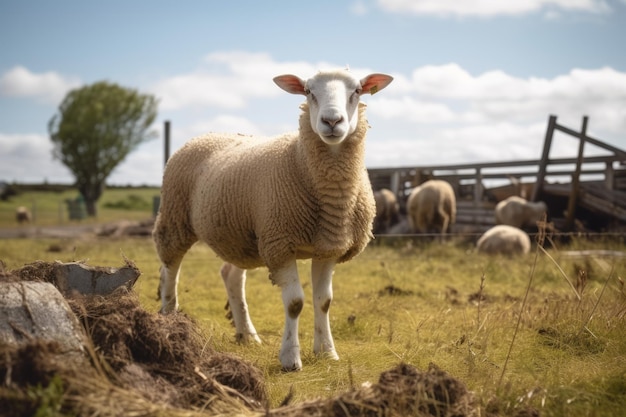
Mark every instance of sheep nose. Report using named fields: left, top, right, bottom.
left=322, top=115, right=343, bottom=128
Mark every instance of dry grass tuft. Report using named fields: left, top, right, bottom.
left=1, top=261, right=487, bottom=417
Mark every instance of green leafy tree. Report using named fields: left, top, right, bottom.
left=48, top=81, right=158, bottom=216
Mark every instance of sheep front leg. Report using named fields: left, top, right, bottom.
left=220, top=263, right=261, bottom=344
left=311, top=259, right=339, bottom=360
left=272, top=262, right=304, bottom=371
left=159, top=260, right=182, bottom=313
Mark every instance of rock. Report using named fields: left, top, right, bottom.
left=0, top=281, right=86, bottom=359
left=52, top=261, right=140, bottom=295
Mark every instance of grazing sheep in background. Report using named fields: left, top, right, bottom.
left=406, top=179, right=456, bottom=236
left=373, top=188, right=400, bottom=234
left=15, top=206, right=31, bottom=224
left=495, top=196, right=547, bottom=229
left=153, top=69, right=393, bottom=371
left=476, top=225, right=531, bottom=255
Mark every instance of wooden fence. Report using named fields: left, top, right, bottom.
left=368, top=115, right=626, bottom=232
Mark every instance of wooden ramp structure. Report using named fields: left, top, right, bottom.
left=368, top=115, right=626, bottom=234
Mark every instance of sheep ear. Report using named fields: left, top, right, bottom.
left=273, top=75, right=307, bottom=95
left=360, top=74, right=394, bottom=95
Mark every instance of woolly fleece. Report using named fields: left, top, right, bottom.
left=477, top=224, right=531, bottom=255
left=153, top=102, right=375, bottom=272
left=406, top=180, right=457, bottom=234
left=495, top=196, right=547, bottom=229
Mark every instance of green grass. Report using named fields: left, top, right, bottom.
left=1, top=233, right=625, bottom=416
left=0, top=186, right=159, bottom=227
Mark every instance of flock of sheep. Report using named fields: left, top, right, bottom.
left=373, top=183, right=547, bottom=255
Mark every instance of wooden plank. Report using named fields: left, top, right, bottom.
left=579, top=192, right=626, bottom=221
left=555, top=123, right=626, bottom=158
left=565, top=116, right=588, bottom=230
left=367, top=155, right=624, bottom=176
left=532, top=115, right=557, bottom=202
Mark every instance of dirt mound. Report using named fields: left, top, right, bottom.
left=1, top=261, right=484, bottom=417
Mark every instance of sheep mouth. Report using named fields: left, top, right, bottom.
left=320, top=135, right=344, bottom=145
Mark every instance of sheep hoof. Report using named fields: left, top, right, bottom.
left=235, top=333, right=262, bottom=344
left=281, top=361, right=302, bottom=372
left=279, top=347, right=302, bottom=372
left=318, top=350, right=339, bottom=361
left=159, top=302, right=178, bottom=315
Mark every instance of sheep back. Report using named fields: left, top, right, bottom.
left=155, top=103, right=375, bottom=271
left=476, top=225, right=531, bottom=255
left=495, top=196, right=547, bottom=229
left=406, top=180, right=456, bottom=234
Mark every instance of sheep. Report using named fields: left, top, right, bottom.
left=153, top=69, right=393, bottom=371
left=373, top=188, right=400, bottom=234
left=495, top=196, right=547, bottom=229
left=476, top=225, right=531, bottom=255
left=406, top=180, right=456, bottom=236
left=15, top=206, right=31, bottom=224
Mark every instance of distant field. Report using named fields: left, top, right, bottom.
left=0, top=186, right=160, bottom=228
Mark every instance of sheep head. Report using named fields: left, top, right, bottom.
left=274, top=69, right=393, bottom=145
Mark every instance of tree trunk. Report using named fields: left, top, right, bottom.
left=84, top=198, right=97, bottom=217
left=78, top=183, right=103, bottom=217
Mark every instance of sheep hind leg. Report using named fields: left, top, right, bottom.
left=271, top=262, right=304, bottom=371
left=159, top=258, right=183, bottom=314
left=220, top=263, right=261, bottom=344
left=311, top=259, right=339, bottom=360
left=154, top=217, right=197, bottom=313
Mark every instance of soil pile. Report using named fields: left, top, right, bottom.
left=1, top=260, right=488, bottom=417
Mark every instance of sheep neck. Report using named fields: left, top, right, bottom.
left=293, top=102, right=372, bottom=258
left=296, top=102, right=369, bottom=198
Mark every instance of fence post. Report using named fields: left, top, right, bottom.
left=164, top=120, right=171, bottom=167
left=605, top=161, right=615, bottom=190
left=474, top=168, right=483, bottom=204
left=565, top=116, right=588, bottom=231
left=532, top=115, right=557, bottom=202
left=391, top=171, right=400, bottom=196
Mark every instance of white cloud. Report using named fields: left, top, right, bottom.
left=377, top=65, right=626, bottom=130
left=151, top=51, right=334, bottom=111
left=369, top=96, right=457, bottom=123
left=404, top=64, right=626, bottom=101
left=0, top=66, right=80, bottom=103
left=107, top=141, right=163, bottom=186
left=0, top=133, right=71, bottom=183
left=2, top=57, right=625, bottom=186
left=375, top=0, right=611, bottom=17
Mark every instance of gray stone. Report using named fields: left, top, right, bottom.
left=0, top=281, right=86, bottom=358
left=52, top=261, right=140, bottom=295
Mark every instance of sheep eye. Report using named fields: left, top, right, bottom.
left=304, top=88, right=311, bottom=95
left=355, top=88, right=362, bottom=95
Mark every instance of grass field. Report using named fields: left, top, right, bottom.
left=1, top=187, right=626, bottom=415
left=1, top=228, right=625, bottom=416
left=0, top=186, right=159, bottom=227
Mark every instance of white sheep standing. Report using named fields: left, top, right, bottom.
left=153, top=69, right=393, bottom=371
left=15, top=206, right=31, bottom=224
left=406, top=179, right=456, bottom=236
left=476, top=224, right=531, bottom=255
left=495, top=196, right=547, bottom=229
left=373, top=188, right=400, bottom=234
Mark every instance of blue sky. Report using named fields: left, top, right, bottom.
left=1, top=0, right=625, bottom=185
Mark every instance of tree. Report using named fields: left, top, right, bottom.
left=48, top=81, right=158, bottom=216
